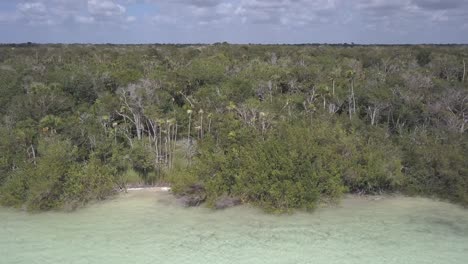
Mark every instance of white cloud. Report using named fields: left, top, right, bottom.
left=235, top=0, right=338, bottom=25
left=350, top=0, right=468, bottom=31
left=16, top=1, right=53, bottom=24
left=1, top=0, right=468, bottom=43
left=10, top=0, right=131, bottom=25
left=177, top=0, right=220, bottom=7
left=0, top=12, right=20, bottom=24
left=17, top=2, right=47, bottom=14
left=75, top=15, right=95, bottom=24
left=150, top=15, right=178, bottom=25
left=147, top=0, right=339, bottom=26
left=88, top=0, right=126, bottom=18
left=413, top=0, right=463, bottom=10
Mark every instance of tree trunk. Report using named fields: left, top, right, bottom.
left=187, top=114, right=192, bottom=146
left=172, top=123, right=178, bottom=168
left=460, top=113, right=466, bottom=134
left=134, top=114, right=143, bottom=140
left=208, top=117, right=212, bottom=134
left=159, top=123, right=162, bottom=164
left=200, top=114, right=204, bottom=139
left=268, top=80, right=273, bottom=103
left=30, top=144, right=36, bottom=165
left=349, top=79, right=354, bottom=120
left=352, top=78, right=356, bottom=114
left=349, top=99, right=352, bottom=120
left=463, top=59, right=466, bottom=83
left=165, top=123, right=169, bottom=166
left=368, top=106, right=379, bottom=126
left=328, top=103, right=338, bottom=114
left=332, top=79, right=335, bottom=97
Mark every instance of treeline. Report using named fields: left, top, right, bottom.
left=0, top=44, right=466, bottom=212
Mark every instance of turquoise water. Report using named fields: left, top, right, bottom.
left=1, top=191, right=468, bottom=264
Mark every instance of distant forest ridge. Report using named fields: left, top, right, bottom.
left=1, top=42, right=468, bottom=47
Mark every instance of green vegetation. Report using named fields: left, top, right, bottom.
left=0, top=44, right=466, bottom=212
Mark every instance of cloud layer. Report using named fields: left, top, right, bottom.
left=1, top=0, right=467, bottom=43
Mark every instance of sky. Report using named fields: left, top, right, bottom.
left=0, top=0, right=467, bottom=44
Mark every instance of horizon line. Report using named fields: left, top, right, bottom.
left=1, top=42, right=468, bottom=46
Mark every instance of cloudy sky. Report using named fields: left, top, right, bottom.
left=0, top=0, right=467, bottom=44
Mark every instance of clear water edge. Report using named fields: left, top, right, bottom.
left=1, top=190, right=468, bottom=264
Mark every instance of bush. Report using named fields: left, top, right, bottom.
left=25, top=138, right=78, bottom=210
left=0, top=167, right=31, bottom=208
left=171, top=119, right=410, bottom=212
left=0, top=138, right=117, bottom=211
left=402, top=133, right=468, bottom=205
left=343, top=129, right=404, bottom=193
left=416, top=49, right=431, bottom=67
left=62, top=157, right=115, bottom=209
left=185, top=122, right=350, bottom=212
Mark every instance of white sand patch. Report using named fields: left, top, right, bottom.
left=126, top=187, right=171, bottom=192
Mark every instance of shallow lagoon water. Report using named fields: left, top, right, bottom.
left=1, top=191, right=468, bottom=264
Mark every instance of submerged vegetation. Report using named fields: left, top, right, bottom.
left=0, top=44, right=466, bottom=212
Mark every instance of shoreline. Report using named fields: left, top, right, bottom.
left=119, top=188, right=463, bottom=212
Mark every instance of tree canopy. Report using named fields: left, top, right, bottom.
left=0, top=44, right=466, bottom=212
